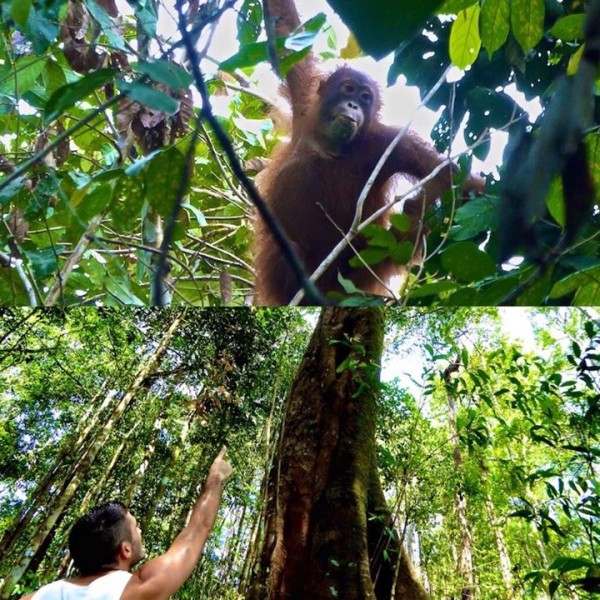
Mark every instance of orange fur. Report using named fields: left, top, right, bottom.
left=253, top=2, right=484, bottom=306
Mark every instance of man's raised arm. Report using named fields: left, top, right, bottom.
left=124, top=447, right=233, bottom=600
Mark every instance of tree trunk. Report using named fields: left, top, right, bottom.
left=479, top=459, right=515, bottom=599
left=53, top=423, right=141, bottom=580
left=139, top=411, right=193, bottom=535
left=239, top=337, right=290, bottom=594
left=122, top=415, right=162, bottom=505
left=248, top=308, right=427, bottom=600
left=444, top=360, right=475, bottom=600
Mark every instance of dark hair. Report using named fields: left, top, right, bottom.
left=68, top=501, right=132, bottom=575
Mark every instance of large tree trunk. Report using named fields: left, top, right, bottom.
left=247, top=308, right=427, bottom=600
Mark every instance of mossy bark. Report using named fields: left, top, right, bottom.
left=248, top=308, right=428, bottom=600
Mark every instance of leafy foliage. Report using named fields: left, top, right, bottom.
left=380, top=308, right=600, bottom=599
left=0, top=308, right=311, bottom=598
left=0, top=0, right=598, bottom=305
left=1, top=308, right=599, bottom=599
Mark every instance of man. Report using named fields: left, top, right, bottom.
left=21, top=447, right=233, bottom=600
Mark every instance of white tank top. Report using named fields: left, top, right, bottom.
left=32, top=571, right=132, bottom=600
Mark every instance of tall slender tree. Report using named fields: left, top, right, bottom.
left=0, top=309, right=186, bottom=599
left=443, top=359, right=475, bottom=600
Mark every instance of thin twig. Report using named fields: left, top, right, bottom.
left=0, top=251, right=37, bottom=306
left=317, top=203, right=399, bottom=302
left=0, top=94, right=124, bottom=192
left=152, top=118, right=202, bottom=305
left=44, top=215, right=104, bottom=306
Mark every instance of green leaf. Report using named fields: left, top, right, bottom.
left=45, top=69, right=116, bottom=122
left=546, top=179, right=565, bottom=227
left=145, top=147, right=186, bottom=218
left=338, top=294, right=386, bottom=306
left=302, top=12, right=328, bottom=33
left=523, top=570, right=543, bottom=584
left=510, top=508, right=534, bottom=518
left=111, top=175, right=145, bottom=231
left=549, top=265, right=600, bottom=300
left=237, top=0, right=263, bottom=46
left=438, top=0, right=478, bottom=13
left=135, top=60, right=193, bottom=91
left=441, top=242, right=496, bottom=282
left=125, top=149, right=162, bottom=176
left=450, top=4, right=482, bottom=69
left=390, top=212, right=411, bottom=232
left=0, top=55, right=46, bottom=95
left=391, top=241, right=413, bottom=265
left=284, top=14, right=327, bottom=51
left=549, top=557, right=595, bottom=574
left=118, top=81, right=179, bottom=114
left=450, top=196, right=499, bottom=240
left=220, top=42, right=269, bottom=72
left=23, top=246, right=64, bottom=279
left=43, top=59, right=68, bottom=96
left=349, top=247, right=390, bottom=267
left=549, top=580, right=560, bottom=597
left=222, top=14, right=325, bottom=73
left=11, top=0, right=32, bottom=27
left=573, top=281, right=600, bottom=305
left=325, top=0, right=446, bottom=59
left=408, top=280, right=458, bottom=298
left=280, top=47, right=312, bottom=75
left=24, top=5, right=60, bottom=53
left=511, top=0, right=545, bottom=54
left=182, top=203, right=208, bottom=227
left=77, top=183, right=114, bottom=221
left=362, top=224, right=397, bottom=249
left=126, top=0, right=157, bottom=38
left=480, top=0, right=510, bottom=58
left=360, top=225, right=413, bottom=265
left=548, top=14, right=586, bottom=41
left=104, top=275, right=145, bottom=305
left=584, top=321, right=596, bottom=337
left=336, top=273, right=363, bottom=294
left=0, top=176, right=27, bottom=206
left=447, top=287, right=478, bottom=305
left=83, top=0, right=126, bottom=50
left=516, top=266, right=553, bottom=305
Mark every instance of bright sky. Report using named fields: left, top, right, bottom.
left=199, top=0, right=542, bottom=176
left=381, top=308, right=537, bottom=397
left=113, top=0, right=543, bottom=176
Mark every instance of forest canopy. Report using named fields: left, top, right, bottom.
left=0, top=0, right=598, bottom=305
left=0, top=307, right=599, bottom=599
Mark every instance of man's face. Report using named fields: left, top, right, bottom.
left=125, top=512, right=146, bottom=567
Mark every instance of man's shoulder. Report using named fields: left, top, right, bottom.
left=120, top=571, right=160, bottom=600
